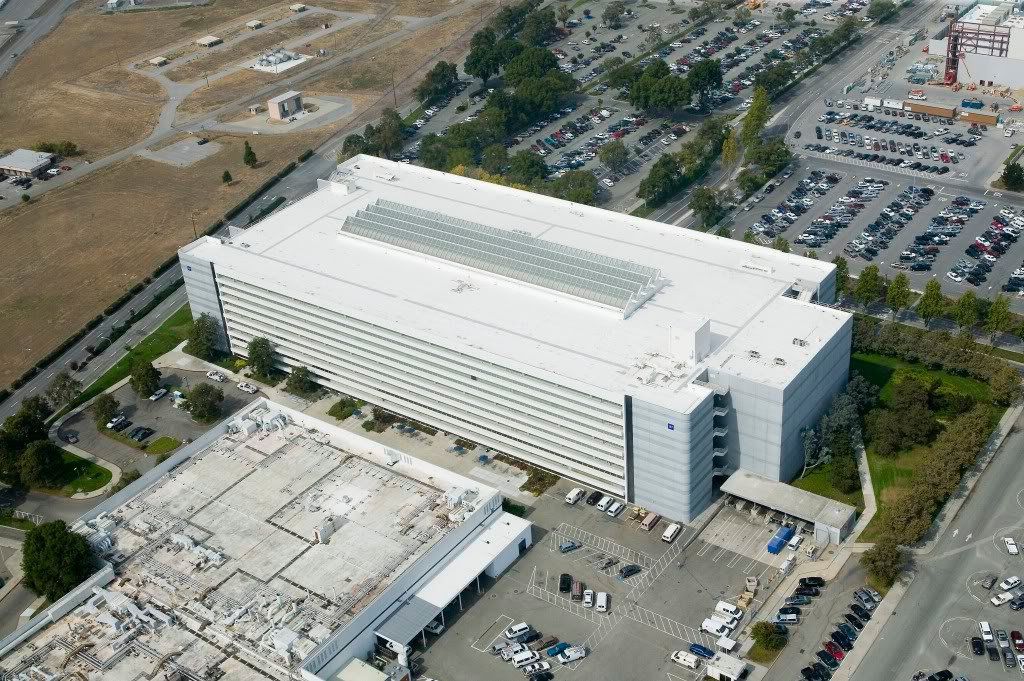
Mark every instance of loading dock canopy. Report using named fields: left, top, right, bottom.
left=376, top=513, right=531, bottom=645
left=720, top=470, right=856, bottom=541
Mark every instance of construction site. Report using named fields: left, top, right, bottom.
left=0, top=400, right=528, bottom=681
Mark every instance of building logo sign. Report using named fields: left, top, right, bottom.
left=667, top=423, right=675, bottom=431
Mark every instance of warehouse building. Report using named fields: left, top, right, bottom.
left=0, top=400, right=530, bottom=681
left=179, top=156, right=852, bottom=523
left=928, top=1, right=1024, bottom=87
left=0, top=149, right=54, bottom=177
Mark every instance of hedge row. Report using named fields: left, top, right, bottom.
left=1, top=160, right=302, bottom=400
left=224, top=162, right=297, bottom=221
left=298, top=149, right=314, bottom=162
left=102, top=278, right=184, bottom=352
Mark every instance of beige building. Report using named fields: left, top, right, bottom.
left=267, top=90, right=303, bottom=120
left=0, top=149, right=54, bottom=177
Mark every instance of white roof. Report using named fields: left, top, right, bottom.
left=268, top=90, right=302, bottom=104
left=184, top=156, right=848, bottom=411
left=0, top=149, right=53, bottom=172
left=720, top=470, right=857, bottom=529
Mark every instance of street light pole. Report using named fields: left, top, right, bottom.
left=190, top=210, right=199, bottom=240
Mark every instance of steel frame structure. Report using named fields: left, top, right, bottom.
left=945, top=19, right=1012, bottom=83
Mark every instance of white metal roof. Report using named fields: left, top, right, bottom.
left=268, top=90, right=302, bottom=104
left=0, top=149, right=53, bottom=173
left=183, top=156, right=849, bottom=411
left=720, top=470, right=856, bottom=529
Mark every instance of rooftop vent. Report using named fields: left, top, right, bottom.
left=774, top=357, right=787, bottom=366
left=748, top=350, right=761, bottom=359
left=792, top=338, right=808, bottom=347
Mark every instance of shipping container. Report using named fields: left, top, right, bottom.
left=767, top=536, right=786, bottom=554
left=961, top=97, right=984, bottom=109
left=904, top=101, right=957, bottom=118
left=883, top=98, right=904, bottom=109
left=776, top=525, right=795, bottom=542
left=960, top=110, right=999, bottom=125
left=863, top=97, right=882, bottom=110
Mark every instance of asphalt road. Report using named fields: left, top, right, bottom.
left=852, top=408, right=1024, bottom=681
left=0, top=0, right=77, bottom=79
left=0, top=584, right=37, bottom=639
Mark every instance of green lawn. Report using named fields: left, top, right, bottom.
left=47, top=450, right=113, bottom=496
left=146, top=436, right=182, bottom=456
left=852, top=351, right=1002, bottom=541
left=0, top=512, right=35, bottom=532
left=791, top=460, right=865, bottom=511
left=747, top=642, right=785, bottom=665
left=63, top=305, right=193, bottom=415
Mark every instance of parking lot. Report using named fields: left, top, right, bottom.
left=729, top=155, right=1024, bottom=309
left=57, top=368, right=258, bottom=474
left=412, top=477, right=836, bottom=681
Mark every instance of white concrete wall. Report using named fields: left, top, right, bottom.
left=485, top=524, right=533, bottom=577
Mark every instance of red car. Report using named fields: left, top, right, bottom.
left=1012, top=630, right=1024, bottom=652
left=824, top=642, right=845, bottom=661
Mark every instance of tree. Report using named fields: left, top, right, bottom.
left=508, top=150, right=548, bottom=184
left=2, top=396, right=51, bottom=449
left=221, top=169, right=233, bottom=184
left=831, top=256, right=849, bottom=297
left=866, top=0, right=897, bottom=20
left=504, top=47, right=559, bottom=88
left=754, top=62, right=795, bottom=95
left=185, top=383, right=224, bottom=421
left=22, top=520, right=95, bottom=602
left=771, top=236, right=790, bottom=253
left=285, top=366, right=316, bottom=395
left=419, top=134, right=449, bottom=170
left=990, top=364, right=1022, bottom=406
left=1004, top=162, right=1024, bottom=191
left=860, top=538, right=907, bottom=587
left=370, top=108, right=404, bottom=159
left=21, top=193, right=30, bottom=203
left=721, top=128, right=739, bottom=167
left=91, top=393, right=120, bottom=428
left=557, top=4, right=573, bottom=26
left=480, top=143, right=509, bottom=174
left=829, top=450, right=860, bottom=493
left=243, top=141, right=257, bottom=168
left=751, top=621, right=787, bottom=650
left=46, top=371, right=82, bottom=407
left=129, top=358, right=161, bottom=398
left=886, top=272, right=911, bottom=318
left=550, top=170, right=599, bottom=205
left=916, top=279, right=944, bottom=328
left=742, top=230, right=758, bottom=243
left=464, top=28, right=499, bottom=84
left=599, top=140, right=629, bottom=172
left=985, top=294, right=1013, bottom=342
left=19, top=440, right=63, bottom=488
left=734, top=5, right=752, bottom=23
left=804, top=250, right=818, bottom=259
left=686, top=59, right=723, bottom=110
left=781, top=7, right=799, bottom=25
left=247, top=337, right=275, bottom=378
left=952, top=290, right=979, bottom=330
left=854, top=265, right=882, bottom=308
left=520, top=7, right=556, bottom=46
left=690, top=186, right=723, bottom=229
left=637, top=154, right=682, bottom=205
left=741, top=86, right=772, bottom=149
left=602, top=0, right=626, bottom=28
left=186, top=313, right=220, bottom=360
left=414, top=60, right=458, bottom=103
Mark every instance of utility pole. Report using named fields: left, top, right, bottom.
left=190, top=210, right=199, bottom=240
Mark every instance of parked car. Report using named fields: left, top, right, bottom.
left=237, top=382, right=259, bottom=394
left=148, top=388, right=168, bottom=401
left=206, top=370, right=227, bottom=382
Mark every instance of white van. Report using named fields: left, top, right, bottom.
left=504, top=622, right=530, bottom=640
left=512, top=650, right=540, bottom=668
left=557, top=646, right=587, bottom=664
left=606, top=501, right=624, bottom=517
left=596, top=591, right=609, bottom=613
left=565, top=487, right=585, bottom=504
left=775, top=612, right=799, bottom=624
left=671, top=651, right=700, bottom=669
left=596, top=496, right=613, bottom=512
left=709, top=615, right=737, bottom=632
left=716, top=602, right=743, bottom=620
left=981, top=621, right=995, bottom=642
left=787, top=534, right=804, bottom=550
left=701, top=618, right=730, bottom=637
left=662, top=523, right=682, bottom=543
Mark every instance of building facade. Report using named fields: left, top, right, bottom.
left=180, top=157, right=852, bottom=523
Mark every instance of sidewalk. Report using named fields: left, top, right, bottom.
left=849, top=443, right=876, bottom=539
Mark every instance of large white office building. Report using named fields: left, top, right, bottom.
left=179, top=156, right=852, bottom=522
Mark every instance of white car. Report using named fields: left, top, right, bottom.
left=1000, top=576, right=1021, bottom=590
left=237, top=382, right=259, bottom=394
left=522, top=661, right=551, bottom=674
left=424, top=618, right=444, bottom=635
left=148, top=388, right=168, bottom=401
left=946, top=271, right=964, bottom=282
left=602, top=178, right=614, bottom=188
left=992, top=591, right=1014, bottom=606
left=1005, top=537, right=1019, bottom=555
left=206, top=370, right=227, bottom=382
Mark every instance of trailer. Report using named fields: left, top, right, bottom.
left=882, top=98, right=904, bottom=110
left=863, top=97, right=882, bottom=111
left=904, top=101, right=957, bottom=118
left=960, top=110, right=999, bottom=125
left=961, top=97, right=984, bottom=110
left=907, top=89, right=927, bottom=100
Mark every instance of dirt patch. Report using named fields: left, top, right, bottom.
left=164, top=14, right=328, bottom=82
left=0, top=0, right=289, bottom=157
left=306, top=16, right=403, bottom=54
left=0, top=131, right=320, bottom=387
left=316, top=0, right=466, bottom=16
left=178, top=70, right=281, bottom=119
left=306, top=7, right=492, bottom=94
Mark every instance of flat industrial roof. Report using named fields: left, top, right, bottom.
left=0, top=149, right=53, bottom=172
left=268, top=90, right=302, bottom=103
left=0, top=401, right=501, bottom=681
left=183, top=156, right=849, bottom=409
left=720, top=470, right=857, bottom=529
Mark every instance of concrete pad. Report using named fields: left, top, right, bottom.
left=137, top=139, right=222, bottom=167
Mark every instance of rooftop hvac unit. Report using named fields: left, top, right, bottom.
left=792, top=338, right=808, bottom=347
left=747, top=350, right=761, bottom=359
left=774, top=357, right=787, bottom=366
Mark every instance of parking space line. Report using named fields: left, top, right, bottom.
left=470, top=614, right=513, bottom=653
left=554, top=523, right=655, bottom=568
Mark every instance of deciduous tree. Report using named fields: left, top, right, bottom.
left=19, top=440, right=63, bottom=489
left=985, top=293, right=1013, bottom=342
left=22, top=520, right=95, bottom=602
left=186, top=313, right=220, bottom=361
left=91, top=394, right=120, bottom=428
left=885, top=272, right=911, bottom=318
left=854, top=265, right=882, bottom=307
left=952, top=290, right=979, bottom=330
left=599, top=139, right=629, bottom=172
left=860, top=538, right=907, bottom=586
left=46, top=371, right=82, bottom=408
left=751, top=621, right=787, bottom=650
left=831, top=255, right=849, bottom=296
left=2, top=396, right=51, bottom=449
left=186, top=383, right=224, bottom=422
left=915, top=279, right=944, bottom=328
left=1004, top=162, right=1024, bottom=191
left=285, top=366, right=316, bottom=395
left=129, top=358, right=161, bottom=398
left=247, top=337, right=275, bottom=378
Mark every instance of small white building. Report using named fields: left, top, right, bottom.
left=0, top=149, right=54, bottom=178
left=706, top=652, right=748, bottom=681
left=149, top=56, right=169, bottom=66
left=196, top=35, right=222, bottom=47
left=246, top=19, right=264, bottom=30
left=290, top=3, right=306, bottom=11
